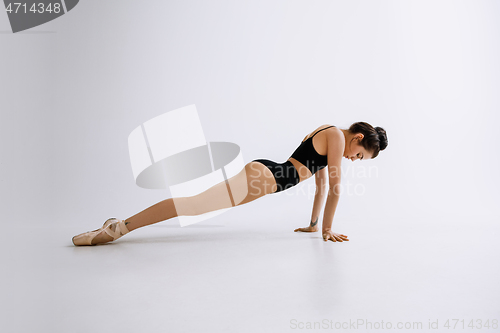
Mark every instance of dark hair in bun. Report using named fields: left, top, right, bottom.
left=347, top=122, right=388, bottom=159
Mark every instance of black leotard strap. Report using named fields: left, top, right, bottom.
left=311, top=125, right=336, bottom=138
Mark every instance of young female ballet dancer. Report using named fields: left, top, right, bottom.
left=72, top=122, right=388, bottom=246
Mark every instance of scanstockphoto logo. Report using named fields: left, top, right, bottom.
left=3, top=0, right=79, bottom=33
left=128, top=105, right=248, bottom=227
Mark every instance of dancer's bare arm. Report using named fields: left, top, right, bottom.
left=294, top=167, right=328, bottom=233
left=322, top=129, right=349, bottom=242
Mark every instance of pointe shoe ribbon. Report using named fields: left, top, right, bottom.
left=72, top=218, right=130, bottom=246
left=102, top=219, right=130, bottom=241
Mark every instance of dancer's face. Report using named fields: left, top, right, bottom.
left=343, top=135, right=372, bottom=161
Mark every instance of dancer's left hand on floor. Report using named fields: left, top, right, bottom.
left=294, top=226, right=319, bottom=232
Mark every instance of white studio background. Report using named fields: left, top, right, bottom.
left=1, top=0, right=499, bottom=332
left=1, top=0, right=498, bottom=227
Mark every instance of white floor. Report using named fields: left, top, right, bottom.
left=2, top=203, right=499, bottom=333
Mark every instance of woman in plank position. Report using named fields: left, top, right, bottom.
left=72, top=122, right=388, bottom=246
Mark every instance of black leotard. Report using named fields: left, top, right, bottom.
left=289, top=125, right=336, bottom=174
left=251, top=159, right=299, bottom=193
left=251, top=125, right=336, bottom=194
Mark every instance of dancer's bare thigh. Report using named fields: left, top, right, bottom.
left=230, top=161, right=277, bottom=205
left=173, top=161, right=277, bottom=216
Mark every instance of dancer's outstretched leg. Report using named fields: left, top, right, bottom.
left=88, top=161, right=277, bottom=244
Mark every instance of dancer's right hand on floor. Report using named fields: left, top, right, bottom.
left=294, top=226, right=319, bottom=232
left=322, top=229, right=349, bottom=242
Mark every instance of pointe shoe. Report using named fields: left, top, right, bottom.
left=72, top=217, right=130, bottom=246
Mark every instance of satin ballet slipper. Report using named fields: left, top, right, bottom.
left=72, top=217, right=130, bottom=246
